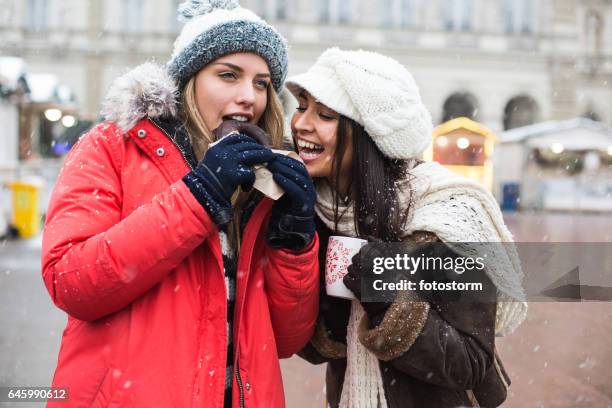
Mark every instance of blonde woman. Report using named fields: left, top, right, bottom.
left=41, top=1, right=319, bottom=407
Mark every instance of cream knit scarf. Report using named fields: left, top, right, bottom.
left=315, top=161, right=528, bottom=408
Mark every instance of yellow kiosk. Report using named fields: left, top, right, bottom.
left=424, top=117, right=497, bottom=191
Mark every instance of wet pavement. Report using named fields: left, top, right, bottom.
left=282, top=301, right=612, bottom=408
left=1, top=212, right=611, bottom=407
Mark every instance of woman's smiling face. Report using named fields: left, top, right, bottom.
left=291, top=90, right=352, bottom=181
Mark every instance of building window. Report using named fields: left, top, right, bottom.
left=257, top=0, right=265, bottom=16
left=383, top=0, right=415, bottom=28
left=171, top=0, right=183, bottom=32
left=26, top=0, right=48, bottom=30
left=258, top=0, right=287, bottom=20
left=276, top=0, right=287, bottom=20
left=320, top=0, right=329, bottom=22
left=442, top=92, right=479, bottom=122
left=442, top=0, right=474, bottom=31
left=585, top=10, right=604, bottom=56
left=320, top=0, right=351, bottom=24
left=122, top=0, right=144, bottom=33
left=1, top=1, right=16, bottom=27
left=502, top=0, right=533, bottom=34
left=503, top=95, right=539, bottom=130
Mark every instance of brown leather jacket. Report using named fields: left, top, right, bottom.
left=298, top=219, right=511, bottom=408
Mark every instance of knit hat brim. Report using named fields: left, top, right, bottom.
left=286, top=48, right=433, bottom=160
left=286, top=66, right=361, bottom=124
left=168, top=12, right=288, bottom=92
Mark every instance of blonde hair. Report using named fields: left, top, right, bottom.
left=180, top=76, right=285, bottom=250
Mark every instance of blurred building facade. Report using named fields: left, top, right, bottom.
left=1, top=0, right=610, bottom=130
left=0, top=0, right=611, bottom=216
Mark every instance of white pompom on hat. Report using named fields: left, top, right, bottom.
left=286, top=48, right=433, bottom=159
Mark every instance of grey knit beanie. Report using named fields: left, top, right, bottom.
left=167, top=0, right=288, bottom=92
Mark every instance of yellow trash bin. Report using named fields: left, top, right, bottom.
left=9, top=181, right=41, bottom=238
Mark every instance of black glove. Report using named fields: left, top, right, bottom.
left=320, top=295, right=352, bottom=344
left=344, top=239, right=438, bottom=323
left=266, top=153, right=316, bottom=250
left=183, top=133, right=274, bottom=226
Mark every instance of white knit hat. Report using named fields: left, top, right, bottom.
left=286, top=48, right=433, bottom=159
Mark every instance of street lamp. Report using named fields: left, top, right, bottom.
left=44, top=108, right=62, bottom=122
left=551, top=143, right=564, bottom=154
left=61, top=115, right=76, bottom=127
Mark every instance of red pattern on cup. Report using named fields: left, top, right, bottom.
left=325, top=239, right=353, bottom=286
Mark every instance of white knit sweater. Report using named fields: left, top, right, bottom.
left=315, top=161, right=528, bottom=408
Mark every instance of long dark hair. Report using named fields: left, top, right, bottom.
left=331, top=116, right=416, bottom=242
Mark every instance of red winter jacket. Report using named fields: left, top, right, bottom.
left=41, top=118, right=319, bottom=407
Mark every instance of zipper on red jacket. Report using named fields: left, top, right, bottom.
left=150, top=120, right=195, bottom=170
left=232, top=204, right=267, bottom=408
left=235, top=352, right=245, bottom=408
left=152, top=119, right=241, bottom=406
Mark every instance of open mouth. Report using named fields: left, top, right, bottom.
left=296, top=138, right=324, bottom=162
left=223, top=115, right=251, bottom=123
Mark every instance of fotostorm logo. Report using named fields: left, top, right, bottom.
left=372, top=279, right=485, bottom=292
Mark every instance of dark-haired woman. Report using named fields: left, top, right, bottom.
left=287, top=48, right=527, bottom=408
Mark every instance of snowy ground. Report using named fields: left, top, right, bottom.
left=1, top=212, right=611, bottom=407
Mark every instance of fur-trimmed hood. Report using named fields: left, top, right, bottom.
left=100, top=63, right=178, bottom=132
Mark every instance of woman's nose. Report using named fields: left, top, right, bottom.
left=235, top=81, right=256, bottom=106
left=293, top=111, right=314, bottom=133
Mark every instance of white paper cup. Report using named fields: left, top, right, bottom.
left=325, top=236, right=368, bottom=300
